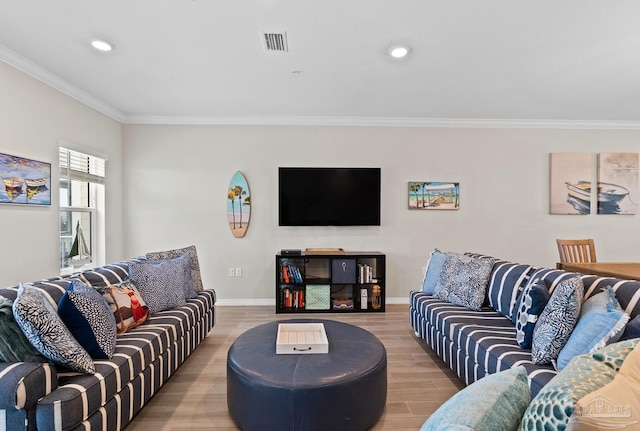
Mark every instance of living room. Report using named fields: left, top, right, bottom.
left=2, top=2, right=640, bottom=430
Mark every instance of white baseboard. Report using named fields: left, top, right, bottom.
left=215, top=297, right=409, bottom=306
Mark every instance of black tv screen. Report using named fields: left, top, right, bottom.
left=278, top=167, right=381, bottom=226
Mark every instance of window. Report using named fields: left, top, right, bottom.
left=59, top=146, right=106, bottom=272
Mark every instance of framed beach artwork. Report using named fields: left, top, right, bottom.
left=549, top=153, right=592, bottom=215
left=0, top=152, right=51, bottom=205
left=227, top=171, right=251, bottom=238
left=597, top=153, right=639, bottom=215
left=408, top=182, right=459, bottom=210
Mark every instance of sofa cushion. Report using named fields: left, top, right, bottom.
left=486, top=261, right=533, bottom=321
left=75, top=259, right=137, bottom=288
left=621, top=314, right=640, bottom=341
left=421, top=249, right=447, bottom=294
left=556, top=286, right=629, bottom=371
left=531, top=276, right=583, bottom=365
left=146, top=245, right=203, bottom=293
left=433, top=253, right=495, bottom=311
left=102, top=280, right=149, bottom=334
left=0, top=295, right=46, bottom=362
left=420, top=366, right=530, bottom=431
left=58, top=279, right=117, bottom=359
left=514, top=278, right=551, bottom=349
left=580, top=275, right=640, bottom=319
left=129, top=254, right=192, bottom=313
left=12, top=284, right=95, bottom=374
left=520, top=338, right=640, bottom=431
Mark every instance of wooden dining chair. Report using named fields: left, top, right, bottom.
left=556, top=239, right=597, bottom=264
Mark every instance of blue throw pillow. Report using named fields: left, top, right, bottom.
left=621, top=314, right=640, bottom=341
left=420, top=366, right=530, bottom=431
left=58, top=279, right=117, bottom=359
left=556, top=286, right=629, bottom=370
left=433, top=252, right=496, bottom=311
left=12, top=284, right=95, bottom=374
left=531, top=276, right=584, bottom=365
left=130, top=254, right=192, bottom=314
left=421, top=249, right=447, bottom=294
left=515, top=278, right=551, bottom=349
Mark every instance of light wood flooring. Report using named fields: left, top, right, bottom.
left=125, top=304, right=465, bottom=431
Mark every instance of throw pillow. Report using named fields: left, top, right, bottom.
left=556, top=286, right=629, bottom=371
left=566, top=343, right=640, bottom=430
left=12, top=284, right=94, bottom=374
left=514, top=278, right=551, bottom=349
left=620, top=314, right=640, bottom=341
left=58, top=279, right=117, bottom=359
left=129, top=254, right=191, bottom=314
left=421, top=249, right=447, bottom=294
left=146, top=245, right=203, bottom=293
left=0, top=295, right=46, bottom=362
left=102, top=280, right=149, bottom=334
left=420, top=366, right=530, bottom=431
left=520, top=338, right=640, bottom=431
left=433, top=252, right=495, bottom=311
left=531, top=276, right=584, bottom=365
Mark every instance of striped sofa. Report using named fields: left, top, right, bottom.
left=410, top=256, right=640, bottom=397
left=0, top=258, right=216, bottom=431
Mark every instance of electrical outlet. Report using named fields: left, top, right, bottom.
left=235, top=267, right=242, bottom=277
left=228, top=267, right=235, bottom=277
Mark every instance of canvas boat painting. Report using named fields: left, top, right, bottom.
left=227, top=171, right=251, bottom=238
left=597, top=153, right=638, bottom=214
left=0, top=153, right=51, bottom=205
left=549, top=153, right=592, bottom=215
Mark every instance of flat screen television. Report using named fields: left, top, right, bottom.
left=278, top=167, right=381, bottom=226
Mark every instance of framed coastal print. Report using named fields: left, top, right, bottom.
left=549, top=153, right=592, bottom=215
left=409, top=182, right=459, bottom=210
left=0, top=153, right=51, bottom=205
left=597, top=153, right=638, bottom=215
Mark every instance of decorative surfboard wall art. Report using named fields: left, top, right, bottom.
left=227, top=171, right=251, bottom=238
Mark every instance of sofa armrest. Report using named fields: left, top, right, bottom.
left=0, top=362, right=58, bottom=410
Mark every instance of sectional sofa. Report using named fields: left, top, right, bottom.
left=410, top=251, right=640, bottom=398
left=0, top=248, right=216, bottom=431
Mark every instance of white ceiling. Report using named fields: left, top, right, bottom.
left=2, top=1, right=640, bottom=127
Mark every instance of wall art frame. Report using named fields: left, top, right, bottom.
left=408, top=181, right=460, bottom=210
left=0, top=152, right=51, bottom=205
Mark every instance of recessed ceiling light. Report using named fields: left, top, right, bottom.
left=388, top=45, right=410, bottom=59
left=91, top=40, right=114, bottom=52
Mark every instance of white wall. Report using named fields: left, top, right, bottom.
left=122, top=125, right=640, bottom=304
left=0, top=62, right=124, bottom=286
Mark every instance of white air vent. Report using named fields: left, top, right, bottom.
left=263, top=32, right=288, bottom=52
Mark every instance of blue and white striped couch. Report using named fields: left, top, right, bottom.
left=0, top=258, right=216, bottom=431
left=410, top=256, right=640, bottom=397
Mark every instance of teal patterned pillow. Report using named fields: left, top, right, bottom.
left=531, top=276, right=583, bottom=365
left=519, top=338, right=640, bottom=431
left=421, top=366, right=530, bottom=431
left=433, top=253, right=495, bottom=311
left=12, top=284, right=95, bottom=374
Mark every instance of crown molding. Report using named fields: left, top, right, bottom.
left=4, top=43, right=640, bottom=130
left=0, top=44, right=126, bottom=123
left=123, top=115, right=640, bottom=129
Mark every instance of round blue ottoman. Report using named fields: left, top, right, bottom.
left=227, top=319, right=387, bottom=431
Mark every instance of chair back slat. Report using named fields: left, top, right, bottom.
left=556, top=238, right=597, bottom=263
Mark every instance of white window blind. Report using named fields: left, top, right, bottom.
left=59, top=147, right=105, bottom=185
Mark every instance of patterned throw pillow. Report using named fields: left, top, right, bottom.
left=0, top=295, right=46, bottom=362
left=12, top=284, right=94, bottom=374
left=146, top=245, right=203, bottom=293
left=515, top=278, right=551, bottom=349
left=129, top=254, right=191, bottom=314
left=421, top=366, right=530, bottom=431
left=433, top=252, right=495, bottom=311
left=58, top=279, right=117, bottom=359
left=520, top=339, right=640, bottom=431
left=531, top=276, right=584, bottom=365
left=556, top=286, right=629, bottom=371
left=421, top=249, right=447, bottom=294
left=102, top=281, right=149, bottom=334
